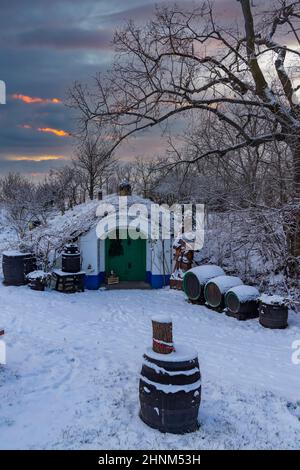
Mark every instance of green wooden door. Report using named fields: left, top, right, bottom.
left=105, top=233, right=146, bottom=281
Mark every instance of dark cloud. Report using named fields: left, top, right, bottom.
left=0, top=157, right=70, bottom=180
left=17, top=28, right=113, bottom=50
left=0, top=0, right=276, bottom=178
left=0, top=1, right=155, bottom=176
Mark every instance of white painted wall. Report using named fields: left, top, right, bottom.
left=79, top=229, right=99, bottom=275
left=151, top=239, right=172, bottom=275
left=80, top=227, right=173, bottom=276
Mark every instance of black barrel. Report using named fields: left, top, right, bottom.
left=61, top=244, right=81, bottom=273
left=139, top=347, right=201, bottom=434
left=27, top=271, right=48, bottom=291
left=259, top=299, right=288, bottom=329
left=28, top=278, right=45, bottom=291
left=225, top=285, right=259, bottom=320
left=2, top=251, right=36, bottom=286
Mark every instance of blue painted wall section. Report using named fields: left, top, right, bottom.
left=146, top=271, right=170, bottom=289
left=84, top=272, right=105, bottom=290
left=85, top=271, right=170, bottom=290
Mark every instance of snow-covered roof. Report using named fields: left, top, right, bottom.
left=17, top=193, right=160, bottom=265
left=43, top=194, right=154, bottom=240
left=21, top=198, right=100, bottom=258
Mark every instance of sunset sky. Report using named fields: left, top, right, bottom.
left=0, top=0, right=269, bottom=179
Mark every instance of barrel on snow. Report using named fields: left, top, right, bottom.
left=259, top=295, right=288, bottom=329
left=2, top=251, right=36, bottom=286
left=204, top=275, right=243, bottom=309
left=139, top=346, right=201, bottom=434
left=61, top=244, right=81, bottom=273
left=183, top=265, right=225, bottom=302
left=225, top=285, right=260, bottom=320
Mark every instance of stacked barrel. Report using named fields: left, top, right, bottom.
left=139, top=316, right=201, bottom=434
left=183, top=263, right=288, bottom=327
left=225, top=285, right=260, bottom=320
left=52, top=244, right=85, bottom=293
left=61, top=244, right=81, bottom=273
left=204, top=275, right=243, bottom=310
left=183, top=265, right=225, bottom=304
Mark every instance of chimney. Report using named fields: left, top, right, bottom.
left=119, top=180, right=132, bottom=196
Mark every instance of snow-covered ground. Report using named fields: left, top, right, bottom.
left=0, top=283, right=299, bottom=450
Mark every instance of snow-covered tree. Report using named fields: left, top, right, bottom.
left=0, top=173, right=36, bottom=239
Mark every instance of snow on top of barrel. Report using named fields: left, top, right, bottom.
left=185, top=264, right=225, bottom=284
left=226, top=285, right=259, bottom=302
left=151, top=315, right=172, bottom=324
left=145, top=343, right=198, bottom=363
left=2, top=250, right=30, bottom=257
left=259, top=294, right=287, bottom=306
left=208, top=275, right=243, bottom=293
left=26, top=270, right=50, bottom=279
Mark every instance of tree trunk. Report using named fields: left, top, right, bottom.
left=289, top=142, right=300, bottom=258
left=89, top=180, right=94, bottom=200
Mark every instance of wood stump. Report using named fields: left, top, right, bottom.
left=152, top=317, right=174, bottom=354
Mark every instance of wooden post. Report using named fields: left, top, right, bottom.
left=152, top=316, right=174, bottom=354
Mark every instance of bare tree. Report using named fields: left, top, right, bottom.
left=70, top=0, right=300, bottom=263
left=169, top=108, right=293, bottom=208
left=132, top=156, right=167, bottom=199
left=74, top=134, right=116, bottom=200
left=107, top=161, right=136, bottom=194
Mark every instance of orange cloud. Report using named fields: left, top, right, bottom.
left=6, top=155, right=66, bottom=162
left=18, top=124, right=33, bottom=129
left=37, top=127, right=70, bottom=137
left=12, top=94, right=62, bottom=104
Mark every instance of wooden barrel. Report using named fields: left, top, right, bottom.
left=28, top=279, right=45, bottom=291
left=225, top=285, right=259, bottom=320
left=27, top=272, right=47, bottom=291
left=2, top=251, right=36, bottom=286
left=183, top=265, right=225, bottom=302
left=204, top=275, right=243, bottom=309
left=62, top=244, right=81, bottom=273
left=259, top=297, right=288, bottom=329
left=139, top=345, right=201, bottom=434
